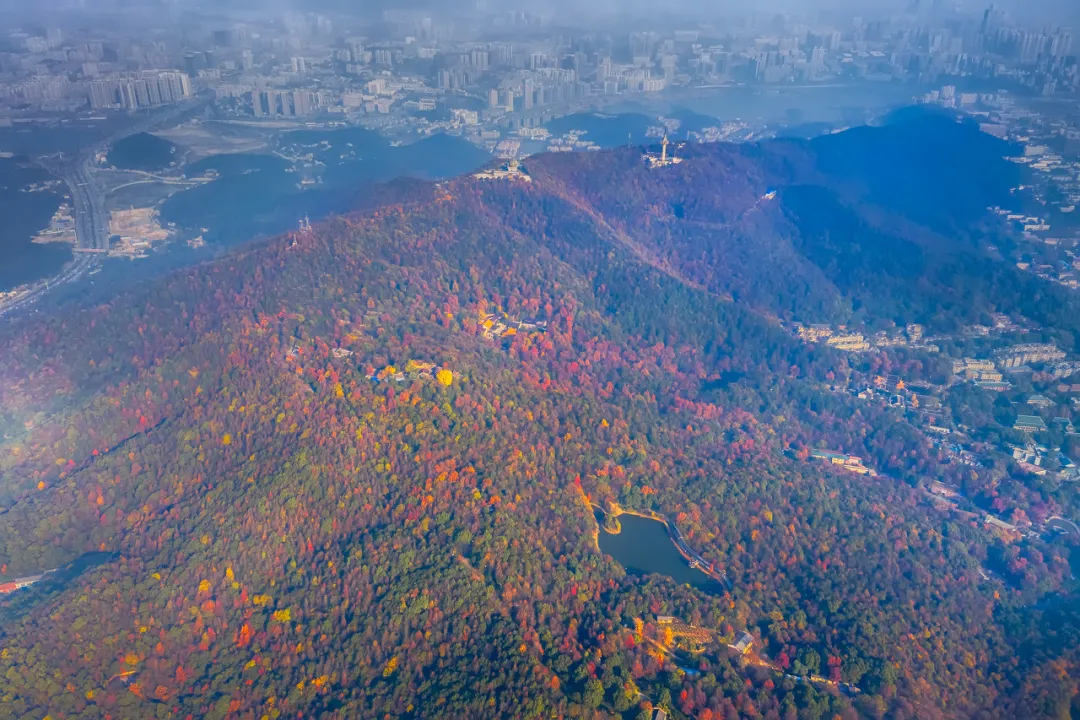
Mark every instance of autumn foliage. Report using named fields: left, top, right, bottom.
left=0, top=126, right=1075, bottom=719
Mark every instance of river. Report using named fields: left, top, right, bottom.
left=597, top=512, right=724, bottom=593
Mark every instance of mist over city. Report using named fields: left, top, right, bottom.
left=1, top=0, right=1080, bottom=717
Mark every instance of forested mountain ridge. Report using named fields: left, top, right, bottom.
left=0, top=109, right=1076, bottom=719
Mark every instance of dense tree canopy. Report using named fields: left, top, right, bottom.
left=0, top=110, right=1076, bottom=719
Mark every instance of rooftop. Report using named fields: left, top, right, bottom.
left=1014, top=415, right=1048, bottom=431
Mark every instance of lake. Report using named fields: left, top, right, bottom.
left=1, top=124, right=491, bottom=296
left=0, top=157, right=70, bottom=292
left=545, top=108, right=730, bottom=148
left=160, top=130, right=490, bottom=247
left=612, top=82, right=920, bottom=127
left=597, top=512, right=722, bottom=592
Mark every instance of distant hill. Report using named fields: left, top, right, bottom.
left=544, top=111, right=655, bottom=146
left=0, top=107, right=1076, bottom=720
left=106, top=132, right=178, bottom=171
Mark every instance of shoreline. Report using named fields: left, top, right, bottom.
left=588, top=499, right=729, bottom=588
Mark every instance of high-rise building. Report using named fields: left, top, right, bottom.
left=89, top=71, right=193, bottom=111
left=597, top=57, right=612, bottom=82
left=263, top=90, right=281, bottom=116
left=660, top=53, right=677, bottom=77
left=1051, top=31, right=1072, bottom=59
left=470, top=49, right=489, bottom=71
left=292, top=90, right=311, bottom=115
left=629, top=31, right=657, bottom=60
left=1019, top=32, right=1047, bottom=63
left=183, top=53, right=206, bottom=77
left=24, top=36, right=48, bottom=53
left=522, top=79, right=533, bottom=109
left=251, top=89, right=320, bottom=117
left=89, top=80, right=118, bottom=109
left=491, top=43, right=513, bottom=66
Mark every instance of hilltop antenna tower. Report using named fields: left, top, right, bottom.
left=291, top=215, right=313, bottom=248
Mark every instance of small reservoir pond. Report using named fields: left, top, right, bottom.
left=597, top=512, right=722, bottom=593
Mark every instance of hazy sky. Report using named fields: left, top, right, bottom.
left=0, top=0, right=1076, bottom=28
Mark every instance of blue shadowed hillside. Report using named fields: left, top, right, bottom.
left=809, top=106, right=1021, bottom=232
left=107, top=132, right=179, bottom=172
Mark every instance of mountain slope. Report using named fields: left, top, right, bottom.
left=0, top=111, right=1076, bottom=719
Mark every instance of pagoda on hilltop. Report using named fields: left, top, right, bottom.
left=644, top=135, right=684, bottom=168
left=474, top=158, right=532, bottom=182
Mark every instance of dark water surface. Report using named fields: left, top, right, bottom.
left=161, top=130, right=489, bottom=247
left=3, top=125, right=490, bottom=294
left=544, top=108, right=728, bottom=148
left=597, top=513, right=720, bottom=592
left=0, top=157, right=69, bottom=291
left=615, top=83, right=919, bottom=126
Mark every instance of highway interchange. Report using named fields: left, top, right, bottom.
left=0, top=101, right=201, bottom=319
